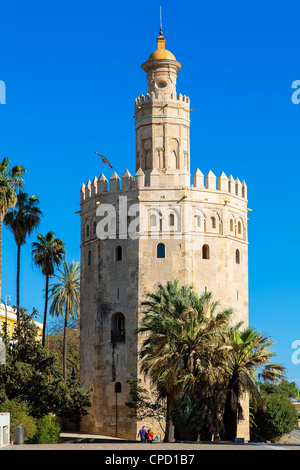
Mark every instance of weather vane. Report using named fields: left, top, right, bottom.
left=159, top=5, right=163, bottom=35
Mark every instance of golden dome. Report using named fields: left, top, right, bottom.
left=147, top=35, right=176, bottom=61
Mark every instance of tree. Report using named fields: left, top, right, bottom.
left=31, top=232, right=65, bottom=346
left=258, top=379, right=298, bottom=399
left=48, top=261, right=80, bottom=379
left=4, top=191, right=42, bottom=319
left=0, top=157, right=25, bottom=300
left=223, top=325, right=285, bottom=440
left=252, top=391, right=298, bottom=442
left=48, top=319, right=80, bottom=381
left=125, top=379, right=166, bottom=437
left=137, top=280, right=232, bottom=441
left=0, top=399, right=37, bottom=443
left=0, top=308, right=91, bottom=424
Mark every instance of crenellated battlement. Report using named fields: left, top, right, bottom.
left=135, top=92, right=190, bottom=106
left=80, top=168, right=247, bottom=202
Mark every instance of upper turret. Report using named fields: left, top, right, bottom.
left=135, top=30, right=190, bottom=186
left=141, top=31, right=182, bottom=97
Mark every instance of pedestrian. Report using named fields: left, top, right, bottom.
left=146, top=429, right=154, bottom=443
left=137, top=426, right=147, bottom=442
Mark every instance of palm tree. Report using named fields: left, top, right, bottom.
left=4, top=191, right=42, bottom=319
left=0, top=157, right=25, bottom=300
left=48, top=260, right=80, bottom=379
left=222, top=325, right=286, bottom=440
left=138, top=280, right=232, bottom=441
left=31, top=231, right=65, bottom=346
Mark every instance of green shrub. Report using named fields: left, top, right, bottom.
left=252, top=393, right=298, bottom=442
left=0, top=399, right=36, bottom=443
left=33, top=414, right=61, bottom=444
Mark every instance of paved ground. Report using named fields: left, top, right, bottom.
left=1, top=431, right=300, bottom=451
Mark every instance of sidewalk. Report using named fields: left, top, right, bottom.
left=1, top=432, right=300, bottom=451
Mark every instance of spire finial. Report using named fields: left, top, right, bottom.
left=159, top=5, right=163, bottom=35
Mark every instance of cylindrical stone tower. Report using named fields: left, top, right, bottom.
left=79, top=29, right=250, bottom=442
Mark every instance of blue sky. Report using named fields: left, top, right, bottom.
left=1, top=0, right=300, bottom=383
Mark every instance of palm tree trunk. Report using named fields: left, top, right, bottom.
left=16, top=244, right=21, bottom=322
left=223, top=376, right=238, bottom=440
left=42, top=274, right=49, bottom=347
left=63, top=305, right=69, bottom=380
left=164, top=397, right=175, bottom=442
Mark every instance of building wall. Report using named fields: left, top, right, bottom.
left=0, top=304, right=43, bottom=341
left=79, top=172, right=249, bottom=440
left=80, top=189, right=140, bottom=438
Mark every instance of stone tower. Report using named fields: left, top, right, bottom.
left=79, top=30, right=249, bottom=441
left=135, top=30, right=190, bottom=187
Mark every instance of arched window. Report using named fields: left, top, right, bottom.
left=145, top=151, right=151, bottom=170
left=111, top=312, right=125, bottom=342
left=230, top=219, right=234, bottom=232
left=93, top=221, right=97, bottom=235
left=211, top=216, right=216, bottom=229
left=157, top=243, right=165, bottom=258
left=87, top=250, right=92, bottom=266
left=115, top=382, right=122, bottom=393
left=139, top=155, right=145, bottom=170
left=170, top=150, right=178, bottom=169
left=202, top=244, right=210, bottom=260
left=237, top=221, right=242, bottom=235
left=194, top=215, right=201, bottom=228
left=150, top=214, right=156, bottom=227
left=86, top=224, right=90, bottom=238
left=169, top=213, right=175, bottom=227
left=235, top=249, right=240, bottom=264
left=115, top=246, right=122, bottom=261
